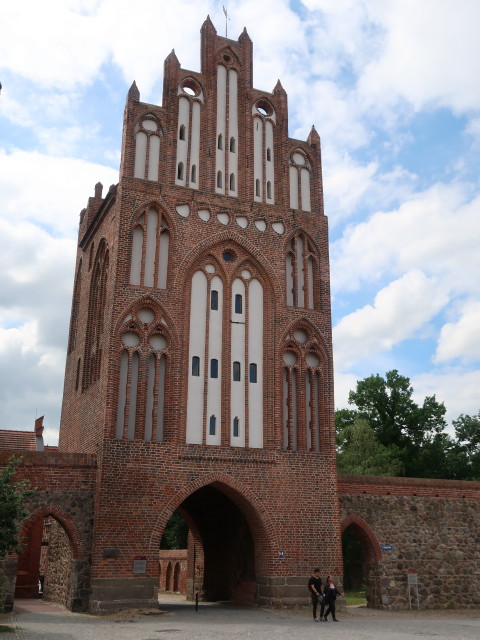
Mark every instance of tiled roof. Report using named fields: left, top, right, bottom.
left=0, top=429, right=36, bottom=451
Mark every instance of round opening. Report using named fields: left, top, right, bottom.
left=257, top=106, right=267, bottom=115
left=294, top=329, right=308, bottom=344
left=283, top=351, right=297, bottom=366
left=137, top=308, right=154, bottom=324
left=122, top=332, right=140, bottom=348
left=223, top=54, right=231, bottom=62
left=183, top=85, right=196, bottom=96
left=306, top=353, right=320, bottom=368
left=149, top=334, right=167, bottom=350
left=223, top=251, right=235, bottom=263
left=255, top=99, right=273, bottom=117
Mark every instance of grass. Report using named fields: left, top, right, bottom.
left=0, top=625, right=15, bottom=634
left=344, top=589, right=367, bottom=606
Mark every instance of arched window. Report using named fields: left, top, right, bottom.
left=191, top=164, right=197, bottom=183
left=210, top=359, right=218, bottom=378
left=286, top=232, right=318, bottom=309
left=192, top=356, right=200, bottom=376
left=177, top=162, right=184, bottom=180
left=209, top=415, right=216, bottom=435
left=249, top=363, right=257, bottom=383
left=255, top=179, right=260, bottom=197
left=267, top=181, right=272, bottom=199
left=233, top=417, right=240, bottom=437
left=235, top=294, right=242, bottom=314
left=211, top=290, right=219, bottom=310
left=134, top=118, right=161, bottom=181
left=230, top=137, right=236, bottom=152
left=217, top=171, right=223, bottom=188
left=266, top=147, right=271, bottom=162
left=179, top=124, right=185, bottom=140
left=233, top=361, right=241, bottom=381
left=116, top=314, right=168, bottom=443
left=130, top=208, right=169, bottom=289
left=217, top=134, right=223, bottom=150
left=229, top=173, right=235, bottom=191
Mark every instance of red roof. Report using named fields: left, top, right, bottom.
left=0, top=429, right=36, bottom=451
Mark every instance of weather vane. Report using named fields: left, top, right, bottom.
left=223, top=4, right=230, bottom=38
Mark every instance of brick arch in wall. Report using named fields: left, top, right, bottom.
left=19, top=503, right=87, bottom=562
left=112, top=293, right=180, bottom=347
left=149, top=472, right=277, bottom=576
left=281, top=317, right=331, bottom=362
left=173, top=230, right=283, bottom=299
left=340, top=513, right=383, bottom=563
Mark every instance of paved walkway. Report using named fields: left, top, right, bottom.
left=5, top=596, right=480, bottom=640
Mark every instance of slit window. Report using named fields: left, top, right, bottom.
left=217, top=134, right=223, bottom=150
left=267, top=181, right=272, bottom=199
left=229, top=173, right=235, bottom=191
left=211, top=290, right=219, bottom=310
left=233, top=416, right=239, bottom=437
left=191, top=164, right=197, bottom=183
left=249, top=363, right=257, bottom=383
left=230, top=137, right=236, bottom=152
left=192, top=356, right=200, bottom=376
left=235, top=294, right=242, bottom=314
left=209, top=415, right=216, bottom=435
left=217, top=171, right=223, bottom=188
left=179, top=125, right=185, bottom=140
left=177, top=162, right=184, bottom=180
left=233, top=361, right=241, bottom=381
left=255, top=179, right=260, bottom=197
left=210, top=358, right=218, bottom=378
left=266, top=147, right=271, bottom=161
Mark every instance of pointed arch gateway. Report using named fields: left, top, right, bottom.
left=340, top=514, right=383, bottom=608
left=152, top=473, right=276, bottom=605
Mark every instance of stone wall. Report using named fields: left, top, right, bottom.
left=339, top=475, right=480, bottom=610
left=43, top=520, right=72, bottom=607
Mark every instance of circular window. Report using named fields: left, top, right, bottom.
left=294, top=329, right=308, bottom=344
left=255, top=99, right=273, bottom=117
left=137, top=308, right=154, bottom=323
left=241, top=269, right=251, bottom=280
left=149, top=334, right=167, bottom=350
left=306, top=353, right=320, bottom=368
left=293, top=152, right=305, bottom=166
left=283, top=351, right=297, bottom=366
left=223, top=54, right=231, bottom=63
left=205, top=264, right=216, bottom=274
left=181, top=80, right=200, bottom=97
left=223, top=251, right=235, bottom=263
left=122, top=332, right=140, bottom=347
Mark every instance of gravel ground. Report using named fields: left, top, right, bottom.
left=4, top=596, right=480, bottom=640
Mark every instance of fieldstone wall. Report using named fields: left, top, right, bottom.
left=339, top=475, right=480, bottom=610
left=43, top=521, right=72, bottom=607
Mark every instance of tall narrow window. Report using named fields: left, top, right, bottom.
left=211, top=290, right=219, bottom=310
left=229, top=173, right=235, bottom=191
left=249, top=363, right=257, bottom=383
left=233, top=361, right=241, bottom=381
left=191, top=164, right=197, bottom=183
left=177, top=162, right=184, bottom=180
left=267, top=181, right=272, bottom=199
left=235, top=294, right=242, bottom=314
left=230, top=137, right=236, bottom=152
left=255, top=179, right=260, bottom=197
left=210, top=359, right=218, bottom=378
left=179, top=124, right=185, bottom=140
left=217, top=134, right=223, bottom=150
left=209, top=415, right=216, bottom=435
left=266, top=148, right=271, bottom=161
left=130, top=208, right=169, bottom=290
left=233, top=417, right=239, bottom=437
left=192, top=356, right=200, bottom=376
left=217, top=171, right=223, bottom=188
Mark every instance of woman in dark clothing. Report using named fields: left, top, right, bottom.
left=323, top=575, right=342, bottom=621
left=307, top=568, right=324, bottom=621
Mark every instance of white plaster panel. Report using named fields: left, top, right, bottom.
left=248, top=279, right=263, bottom=448
left=127, top=352, right=139, bottom=441
left=116, top=350, right=129, bottom=439
left=216, top=65, right=227, bottom=194
left=286, top=250, right=294, bottom=306
left=198, top=209, right=211, bottom=222
left=148, top=135, right=160, bottom=181
left=156, top=356, right=166, bottom=442
left=130, top=226, right=143, bottom=286
left=236, top=216, right=248, bottom=229
left=289, top=165, right=299, bottom=209
left=230, top=278, right=245, bottom=446
left=312, top=372, right=320, bottom=452
left=296, top=235, right=305, bottom=308
left=283, top=368, right=289, bottom=449
left=134, top=131, right=147, bottom=179
left=145, top=353, right=155, bottom=441
left=293, top=152, right=305, bottom=165
left=253, top=116, right=263, bottom=201
left=190, top=101, right=201, bottom=189
left=144, top=208, right=158, bottom=287
left=142, top=119, right=157, bottom=131
left=265, top=120, right=275, bottom=204
left=206, top=276, right=223, bottom=446
left=307, top=256, right=314, bottom=309
left=158, top=230, right=169, bottom=289
left=186, top=270, right=208, bottom=444
left=228, top=69, right=238, bottom=196
left=176, top=204, right=190, bottom=218
left=175, top=96, right=189, bottom=185
left=301, top=167, right=311, bottom=212
left=291, top=368, right=298, bottom=450
left=254, top=220, right=266, bottom=232
left=306, top=371, right=312, bottom=451
left=272, top=222, right=284, bottom=235
left=217, top=213, right=229, bottom=225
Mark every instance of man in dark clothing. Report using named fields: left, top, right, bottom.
left=307, top=568, right=324, bottom=621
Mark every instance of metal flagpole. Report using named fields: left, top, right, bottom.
left=223, top=4, right=230, bottom=38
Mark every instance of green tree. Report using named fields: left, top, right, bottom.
left=0, top=456, right=31, bottom=559
left=336, top=417, right=404, bottom=476
left=346, top=370, right=453, bottom=478
left=160, top=511, right=189, bottom=549
left=452, top=411, right=480, bottom=480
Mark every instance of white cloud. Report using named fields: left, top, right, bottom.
left=434, top=301, right=480, bottom=364
left=333, top=270, right=449, bottom=369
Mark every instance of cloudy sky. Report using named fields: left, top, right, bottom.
left=1, top=0, right=479, bottom=445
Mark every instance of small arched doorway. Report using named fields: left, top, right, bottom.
left=16, top=516, right=73, bottom=607
left=341, top=515, right=382, bottom=608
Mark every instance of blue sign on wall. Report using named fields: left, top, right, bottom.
left=381, top=545, right=392, bottom=550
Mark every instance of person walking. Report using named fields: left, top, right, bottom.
left=307, top=568, right=324, bottom=622
left=323, top=575, right=342, bottom=621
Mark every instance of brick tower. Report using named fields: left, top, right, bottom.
left=59, top=17, right=343, bottom=612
